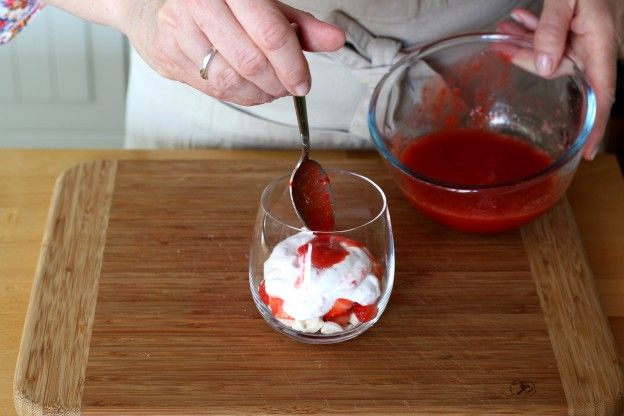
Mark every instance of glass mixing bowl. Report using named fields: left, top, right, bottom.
left=368, top=33, right=596, bottom=233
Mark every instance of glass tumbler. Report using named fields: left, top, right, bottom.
left=249, top=169, right=394, bottom=344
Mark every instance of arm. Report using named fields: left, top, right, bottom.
left=42, top=0, right=345, bottom=105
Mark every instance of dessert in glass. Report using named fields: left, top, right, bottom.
left=249, top=169, right=394, bottom=344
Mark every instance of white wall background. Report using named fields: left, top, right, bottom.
left=0, top=6, right=128, bottom=148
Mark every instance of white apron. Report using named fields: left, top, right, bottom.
left=125, top=0, right=541, bottom=149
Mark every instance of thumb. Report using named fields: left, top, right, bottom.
left=533, top=0, right=574, bottom=76
left=277, top=3, right=346, bottom=52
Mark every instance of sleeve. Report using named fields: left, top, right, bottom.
left=0, top=0, right=45, bottom=46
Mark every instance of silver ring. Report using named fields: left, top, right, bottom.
left=199, top=47, right=217, bottom=80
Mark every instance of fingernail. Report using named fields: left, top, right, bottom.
left=588, top=146, right=598, bottom=161
left=510, top=11, right=523, bottom=24
left=294, top=81, right=310, bottom=96
left=536, top=53, right=553, bottom=76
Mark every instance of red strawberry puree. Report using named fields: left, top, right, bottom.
left=394, top=50, right=558, bottom=232
left=398, top=129, right=555, bottom=232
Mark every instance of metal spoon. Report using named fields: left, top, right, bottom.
left=290, top=96, right=335, bottom=232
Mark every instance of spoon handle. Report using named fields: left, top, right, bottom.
left=293, top=96, right=310, bottom=160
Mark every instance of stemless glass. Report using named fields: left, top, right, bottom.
left=249, top=170, right=394, bottom=344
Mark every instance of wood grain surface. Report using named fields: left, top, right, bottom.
left=523, top=202, right=624, bottom=415
left=10, top=156, right=623, bottom=415
left=13, top=160, right=117, bottom=416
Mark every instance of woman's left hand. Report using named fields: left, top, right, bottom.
left=498, top=0, right=623, bottom=160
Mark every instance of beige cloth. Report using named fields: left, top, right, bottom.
left=125, top=0, right=542, bottom=149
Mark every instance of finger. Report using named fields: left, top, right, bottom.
left=576, top=52, right=617, bottom=160
left=510, top=8, right=539, bottom=31
left=174, top=17, right=287, bottom=104
left=570, top=3, right=618, bottom=160
left=580, top=58, right=615, bottom=161
left=533, top=0, right=574, bottom=76
left=147, top=26, right=191, bottom=81
left=226, top=0, right=311, bottom=96
left=184, top=52, right=275, bottom=106
left=144, top=2, right=275, bottom=105
left=276, top=2, right=345, bottom=52
left=191, top=0, right=286, bottom=97
left=164, top=9, right=213, bottom=76
left=496, top=20, right=533, bottom=37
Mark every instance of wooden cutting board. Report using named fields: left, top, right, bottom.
left=13, top=158, right=624, bottom=415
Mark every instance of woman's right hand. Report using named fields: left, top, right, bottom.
left=118, top=0, right=346, bottom=105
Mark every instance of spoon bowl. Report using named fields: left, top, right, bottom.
left=290, top=96, right=335, bottom=232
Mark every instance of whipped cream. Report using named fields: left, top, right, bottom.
left=263, top=231, right=381, bottom=321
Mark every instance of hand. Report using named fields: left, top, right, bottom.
left=117, top=0, right=345, bottom=106
left=498, top=0, right=624, bottom=160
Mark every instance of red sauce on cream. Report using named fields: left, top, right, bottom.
left=297, top=235, right=349, bottom=269
left=261, top=235, right=383, bottom=326
left=296, top=235, right=369, bottom=269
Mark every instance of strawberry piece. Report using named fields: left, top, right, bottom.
left=258, top=280, right=269, bottom=305
left=323, top=298, right=353, bottom=320
left=352, top=303, right=377, bottom=322
left=328, top=312, right=351, bottom=326
left=268, top=296, right=292, bottom=319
